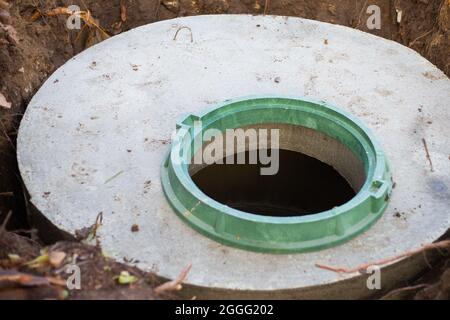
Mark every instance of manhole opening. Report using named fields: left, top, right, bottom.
left=189, top=124, right=367, bottom=217
left=162, top=97, right=391, bottom=252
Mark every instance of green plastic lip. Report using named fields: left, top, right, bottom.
left=161, top=96, right=392, bottom=253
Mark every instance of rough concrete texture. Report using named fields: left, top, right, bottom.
left=17, top=15, right=450, bottom=299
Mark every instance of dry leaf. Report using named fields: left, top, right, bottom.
left=117, top=271, right=138, bottom=285
left=7, top=253, right=21, bottom=263
left=25, top=252, right=49, bottom=269
left=0, top=92, right=11, bottom=109
left=49, top=251, right=66, bottom=268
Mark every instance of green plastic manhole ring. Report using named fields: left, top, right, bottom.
left=161, top=96, right=392, bottom=253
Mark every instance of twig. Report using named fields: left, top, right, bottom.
left=92, top=211, right=103, bottom=239
left=120, top=0, right=127, bottom=22
left=79, top=0, right=88, bottom=11
left=74, top=23, right=88, bottom=43
left=154, top=0, right=161, bottom=20
left=422, top=250, right=432, bottom=269
left=104, top=170, right=124, bottom=184
left=264, top=0, right=271, bottom=15
left=0, top=112, right=24, bottom=118
left=422, top=138, right=434, bottom=172
left=0, top=210, right=12, bottom=236
left=0, top=192, right=13, bottom=197
left=173, top=26, right=193, bottom=42
left=380, top=283, right=428, bottom=300
left=32, top=4, right=109, bottom=40
left=0, top=271, right=66, bottom=287
left=154, top=264, right=192, bottom=294
left=31, top=0, right=58, bottom=41
left=0, top=119, right=15, bottom=151
left=409, top=29, right=433, bottom=47
left=10, top=228, right=38, bottom=236
left=316, top=240, right=450, bottom=274
left=47, top=276, right=67, bottom=286
left=16, top=173, right=34, bottom=236
left=355, top=0, right=368, bottom=29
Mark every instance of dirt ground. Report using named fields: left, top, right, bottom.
left=0, top=0, right=449, bottom=299
left=0, top=226, right=182, bottom=299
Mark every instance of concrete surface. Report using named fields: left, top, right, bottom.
left=17, top=15, right=450, bottom=299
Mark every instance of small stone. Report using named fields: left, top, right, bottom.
left=0, top=1, right=10, bottom=10
left=0, top=9, right=11, bottom=25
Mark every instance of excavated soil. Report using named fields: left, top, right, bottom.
left=0, top=0, right=449, bottom=299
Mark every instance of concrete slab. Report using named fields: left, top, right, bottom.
left=17, top=15, right=450, bottom=298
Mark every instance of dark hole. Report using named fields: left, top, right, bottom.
left=191, top=149, right=356, bottom=217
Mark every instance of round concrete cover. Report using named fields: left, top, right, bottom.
left=18, top=15, right=450, bottom=298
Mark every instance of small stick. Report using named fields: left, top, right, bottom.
left=154, top=264, right=192, bottom=294
left=31, top=0, right=58, bottom=41
left=104, top=170, right=124, bottom=184
left=355, top=0, right=368, bottom=29
left=17, top=174, right=34, bottom=236
left=0, top=192, right=13, bottom=197
left=0, top=272, right=67, bottom=287
left=316, top=240, right=450, bottom=274
left=120, top=0, right=127, bottom=22
left=422, top=138, right=434, bottom=172
left=0, top=210, right=12, bottom=236
left=92, top=211, right=103, bottom=238
left=173, top=26, right=193, bottom=43
left=154, top=0, right=161, bottom=20
left=421, top=250, right=433, bottom=269
left=264, top=0, right=271, bottom=15
left=0, top=119, right=15, bottom=151
left=409, top=29, right=433, bottom=47
left=380, top=284, right=428, bottom=300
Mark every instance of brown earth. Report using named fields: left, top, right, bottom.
left=0, top=0, right=449, bottom=299
left=0, top=228, right=180, bottom=299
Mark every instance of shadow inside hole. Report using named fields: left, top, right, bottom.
left=190, top=149, right=356, bottom=217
